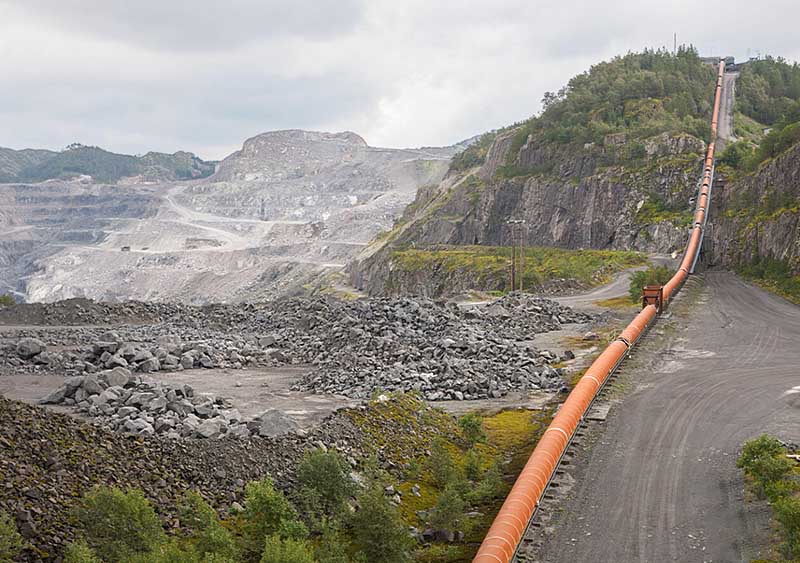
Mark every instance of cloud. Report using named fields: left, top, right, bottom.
left=0, top=0, right=798, bottom=159
left=8, top=0, right=367, bottom=51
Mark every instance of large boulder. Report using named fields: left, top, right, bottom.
left=16, top=338, right=45, bottom=359
left=100, top=367, right=131, bottom=388
left=250, top=409, right=300, bottom=438
left=39, top=387, right=66, bottom=405
left=196, top=418, right=227, bottom=439
left=81, top=375, right=105, bottom=396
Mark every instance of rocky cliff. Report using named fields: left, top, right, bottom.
left=712, top=142, right=800, bottom=270
left=351, top=131, right=705, bottom=296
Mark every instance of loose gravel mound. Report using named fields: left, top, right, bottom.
left=1, top=295, right=592, bottom=405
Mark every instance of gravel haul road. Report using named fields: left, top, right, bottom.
left=536, top=272, right=800, bottom=563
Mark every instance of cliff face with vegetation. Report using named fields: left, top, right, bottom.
left=351, top=49, right=717, bottom=296
left=713, top=142, right=800, bottom=301
left=713, top=57, right=800, bottom=303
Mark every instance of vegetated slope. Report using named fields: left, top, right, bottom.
left=1, top=131, right=458, bottom=303
left=720, top=56, right=800, bottom=171
left=0, top=143, right=215, bottom=184
left=713, top=58, right=800, bottom=304
left=351, top=48, right=718, bottom=296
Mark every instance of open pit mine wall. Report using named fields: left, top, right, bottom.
left=473, top=58, right=727, bottom=563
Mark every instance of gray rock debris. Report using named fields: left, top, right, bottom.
left=38, top=367, right=294, bottom=440
left=3, top=294, right=589, bottom=402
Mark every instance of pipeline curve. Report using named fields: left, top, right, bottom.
left=473, top=58, right=727, bottom=563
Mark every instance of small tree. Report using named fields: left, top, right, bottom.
left=241, top=477, right=305, bottom=559
left=458, top=414, right=486, bottom=446
left=296, top=449, right=355, bottom=522
left=63, top=541, right=101, bottom=563
left=260, top=536, right=316, bottom=563
left=463, top=448, right=483, bottom=482
left=428, top=485, right=466, bottom=532
left=428, top=439, right=457, bottom=488
left=349, top=487, right=413, bottom=563
left=179, top=491, right=237, bottom=559
left=126, top=540, right=200, bottom=563
left=469, top=460, right=505, bottom=503
left=74, top=486, right=166, bottom=562
left=315, top=522, right=350, bottom=563
left=0, top=511, right=23, bottom=563
left=629, top=266, right=672, bottom=302
left=0, top=295, right=14, bottom=308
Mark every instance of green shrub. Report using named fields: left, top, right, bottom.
left=0, top=511, right=23, bottom=563
left=74, top=486, right=166, bottom=562
left=179, top=491, right=237, bottom=559
left=458, top=414, right=486, bottom=446
left=463, top=448, right=483, bottom=482
left=774, top=496, right=800, bottom=559
left=296, top=449, right=355, bottom=523
left=241, top=477, right=304, bottom=559
left=259, top=536, right=315, bottom=563
left=349, top=487, right=413, bottom=563
left=718, top=140, right=755, bottom=170
left=746, top=454, right=794, bottom=499
left=63, top=541, right=101, bottom=563
left=738, top=435, right=800, bottom=558
left=468, top=461, right=505, bottom=503
left=428, top=439, right=457, bottom=488
left=628, top=265, right=673, bottom=302
left=737, top=435, right=792, bottom=497
left=200, top=555, right=238, bottom=563
left=428, top=485, right=466, bottom=532
left=0, top=295, right=13, bottom=307
left=126, top=540, right=200, bottom=563
left=314, top=523, right=350, bottom=563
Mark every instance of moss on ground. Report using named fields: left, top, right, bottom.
left=348, top=394, right=554, bottom=562
left=390, top=245, right=646, bottom=293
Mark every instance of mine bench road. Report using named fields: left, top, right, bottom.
left=536, top=271, right=800, bottom=562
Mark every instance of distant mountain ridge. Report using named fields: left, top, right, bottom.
left=0, top=143, right=216, bottom=184
left=0, top=129, right=459, bottom=304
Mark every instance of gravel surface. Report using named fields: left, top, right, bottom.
left=529, top=273, right=800, bottom=563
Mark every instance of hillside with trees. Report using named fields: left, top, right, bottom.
left=351, top=47, right=723, bottom=297
left=0, top=144, right=215, bottom=184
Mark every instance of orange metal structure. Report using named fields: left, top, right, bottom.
left=473, top=58, right=726, bottom=563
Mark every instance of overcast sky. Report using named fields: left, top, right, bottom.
left=0, top=1, right=798, bottom=160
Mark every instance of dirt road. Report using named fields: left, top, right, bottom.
left=534, top=272, right=800, bottom=562
left=716, top=71, right=739, bottom=152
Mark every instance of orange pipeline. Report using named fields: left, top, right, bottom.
left=473, top=58, right=726, bottom=563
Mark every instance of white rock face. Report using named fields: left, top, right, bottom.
left=1, top=130, right=459, bottom=303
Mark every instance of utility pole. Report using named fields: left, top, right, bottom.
left=674, top=33, right=677, bottom=55
left=507, top=219, right=525, bottom=292
left=518, top=221, right=526, bottom=292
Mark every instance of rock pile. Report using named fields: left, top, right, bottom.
left=39, top=367, right=302, bottom=440
left=2, top=330, right=273, bottom=376
left=2, top=295, right=593, bottom=401
left=478, top=293, right=593, bottom=339
left=259, top=296, right=582, bottom=399
left=0, top=396, right=306, bottom=562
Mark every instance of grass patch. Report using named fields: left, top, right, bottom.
left=347, top=394, right=555, bottom=563
left=390, top=245, right=647, bottom=293
left=739, top=257, right=800, bottom=306
left=595, top=295, right=638, bottom=309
